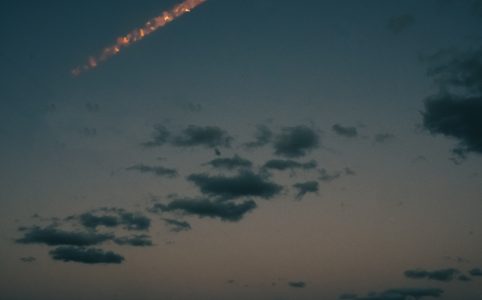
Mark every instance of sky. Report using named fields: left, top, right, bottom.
left=1, top=0, right=482, bottom=299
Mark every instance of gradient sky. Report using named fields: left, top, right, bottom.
left=1, top=1, right=482, bottom=299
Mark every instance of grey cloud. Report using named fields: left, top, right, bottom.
left=273, top=126, right=320, bottom=158
left=143, top=125, right=170, bottom=147
left=113, top=234, right=153, bottom=247
left=151, top=197, right=257, bottom=222
left=421, top=48, right=482, bottom=159
left=78, top=208, right=151, bottom=231
left=187, top=170, right=282, bottom=200
left=49, top=246, right=124, bottom=264
left=388, top=14, right=415, bottom=34
left=469, top=268, right=482, bottom=276
left=16, top=226, right=114, bottom=246
left=293, top=181, right=319, bottom=200
left=458, top=274, right=472, bottom=282
left=341, top=287, right=443, bottom=300
left=20, top=256, right=36, bottom=263
left=262, top=159, right=317, bottom=171
left=404, top=268, right=459, bottom=282
left=344, top=167, right=356, bottom=176
left=163, top=218, right=192, bottom=232
left=423, top=95, right=482, bottom=158
left=205, top=155, right=253, bottom=170
left=374, top=133, right=395, bottom=144
left=126, top=164, right=178, bottom=178
left=172, top=125, right=233, bottom=148
left=288, top=281, right=306, bottom=288
left=245, top=125, right=273, bottom=148
left=332, top=124, right=358, bottom=138
left=319, top=168, right=342, bottom=182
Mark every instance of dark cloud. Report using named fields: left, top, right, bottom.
left=423, top=95, right=482, bottom=158
left=245, top=125, right=273, bottom=148
left=262, top=159, right=317, bottom=171
left=469, top=268, right=482, bottom=276
left=49, top=246, right=124, bottom=264
left=374, top=133, right=395, bottom=143
left=458, top=274, right=472, bottom=282
left=187, top=170, right=282, bottom=200
left=205, top=155, right=253, bottom=170
left=143, top=125, right=170, bottom=147
left=421, top=48, right=482, bottom=159
left=388, top=14, right=415, bottom=34
left=78, top=208, right=151, bottom=231
left=288, top=281, right=306, bottom=288
left=16, top=226, right=113, bottom=246
left=126, top=164, right=178, bottom=178
left=293, top=181, right=319, bottom=200
left=344, top=167, right=356, bottom=176
left=113, top=234, right=153, bottom=247
left=339, top=293, right=357, bottom=299
left=20, top=256, right=36, bottom=263
left=341, top=288, right=443, bottom=300
left=332, top=124, right=358, bottom=138
left=319, top=168, right=342, bottom=182
left=273, top=126, right=320, bottom=158
left=163, top=218, right=192, bottom=232
left=172, top=125, right=233, bottom=148
left=404, top=268, right=459, bottom=282
left=151, top=197, right=257, bottom=222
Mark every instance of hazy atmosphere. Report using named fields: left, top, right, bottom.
left=1, top=0, right=482, bottom=299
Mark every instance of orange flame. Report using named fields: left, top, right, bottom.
left=72, top=0, right=206, bottom=76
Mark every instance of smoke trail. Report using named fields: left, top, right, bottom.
left=72, top=0, right=206, bottom=76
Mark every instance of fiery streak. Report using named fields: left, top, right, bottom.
left=72, top=0, right=206, bottom=76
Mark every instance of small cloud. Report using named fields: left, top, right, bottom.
left=163, top=218, right=192, bottom=232
left=16, top=226, right=113, bottom=246
left=245, top=125, right=273, bottom=148
left=374, top=133, right=395, bottom=144
left=143, top=125, right=170, bottom=147
left=20, top=256, right=36, bottom=263
left=273, top=126, right=320, bottom=158
left=469, top=267, right=482, bottom=276
left=262, top=159, right=317, bottom=172
left=187, top=170, right=282, bottom=200
left=78, top=208, right=151, bottom=231
left=293, top=181, right=319, bottom=200
left=205, top=155, right=253, bottom=170
left=126, top=164, right=178, bottom=178
left=288, top=281, right=306, bottom=288
left=318, top=168, right=342, bottom=182
left=340, top=288, right=443, bottom=300
left=332, top=124, right=358, bottom=138
left=172, top=125, right=233, bottom=148
left=458, top=274, right=472, bottom=282
left=344, top=167, right=356, bottom=176
left=150, top=197, right=257, bottom=222
left=49, top=246, right=124, bottom=264
left=404, top=268, right=459, bottom=282
left=113, top=234, right=153, bottom=247
left=388, top=14, right=415, bottom=34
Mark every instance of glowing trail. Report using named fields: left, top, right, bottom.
left=72, top=0, right=206, bottom=76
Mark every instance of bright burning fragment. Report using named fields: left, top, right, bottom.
left=72, top=0, right=206, bottom=76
